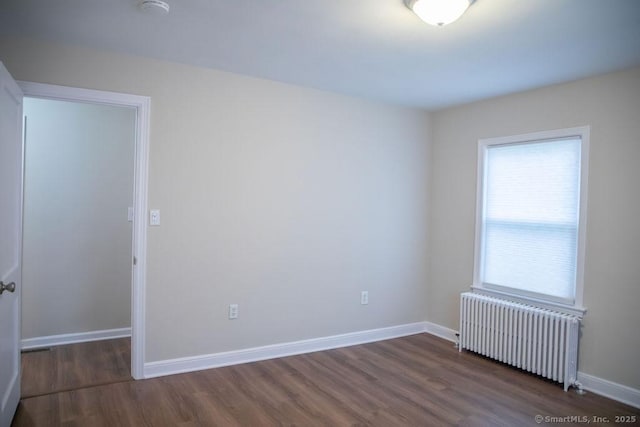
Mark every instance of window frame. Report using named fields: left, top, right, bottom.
left=472, top=126, right=590, bottom=316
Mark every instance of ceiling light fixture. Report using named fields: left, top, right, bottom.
left=138, top=0, right=170, bottom=14
left=404, top=0, right=474, bottom=27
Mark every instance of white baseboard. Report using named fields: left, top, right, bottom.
left=21, top=327, right=131, bottom=350
left=144, top=322, right=428, bottom=379
left=577, top=372, right=640, bottom=409
left=424, top=321, right=458, bottom=343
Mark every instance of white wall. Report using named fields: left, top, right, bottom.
left=0, top=37, right=431, bottom=362
left=22, top=97, right=135, bottom=339
left=429, top=67, right=640, bottom=390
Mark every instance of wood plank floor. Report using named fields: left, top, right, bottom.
left=20, top=337, right=131, bottom=398
left=13, top=334, right=639, bottom=426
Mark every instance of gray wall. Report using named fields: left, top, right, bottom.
left=1, top=37, right=431, bottom=361
left=429, top=67, right=640, bottom=389
left=22, top=97, right=135, bottom=338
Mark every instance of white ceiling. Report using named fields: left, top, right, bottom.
left=1, top=0, right=639, bottom=110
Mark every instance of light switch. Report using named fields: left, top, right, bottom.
left=150, top=209, right=160, bottom=226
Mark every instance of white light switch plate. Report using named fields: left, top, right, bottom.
left=150, top=209, right=160, bottom=226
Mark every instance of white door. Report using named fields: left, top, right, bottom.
left=0, top=61, right=23, bottom=427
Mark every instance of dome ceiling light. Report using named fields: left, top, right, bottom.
left=138, top=0, right=170, bottom=14
left=404, top=0, right=475, bottom=27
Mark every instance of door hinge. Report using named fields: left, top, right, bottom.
left=133, top=256, right=137, bottom=266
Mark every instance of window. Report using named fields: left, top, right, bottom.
left=473, top=127, right=589, bottom=313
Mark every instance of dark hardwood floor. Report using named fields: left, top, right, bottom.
left=14, top=333, right=639, bottom=426
left=20, top=337, right=131, bottom=398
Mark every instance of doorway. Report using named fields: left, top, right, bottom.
left=17, top=82, right=150, bottom=386
left=21, top=97, right=135, bottom=397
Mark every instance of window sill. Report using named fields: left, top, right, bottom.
left=470, top=285, right=587, bottom=318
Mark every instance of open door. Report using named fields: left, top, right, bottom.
left=0, top=61, right=24, bottom=427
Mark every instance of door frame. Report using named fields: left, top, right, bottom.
left=18, top=81, right=150, bottom=380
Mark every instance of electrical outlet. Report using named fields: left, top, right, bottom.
left=361, top=291, right=369, bottom=305
left=229, top=303, right=238, bottom=319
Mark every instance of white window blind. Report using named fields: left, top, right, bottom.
left=479, top=137, right=582, bottom=304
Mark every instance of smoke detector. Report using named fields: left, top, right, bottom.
left=139, top=0, right=170, bottom=14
